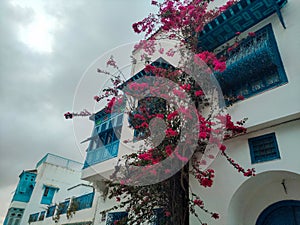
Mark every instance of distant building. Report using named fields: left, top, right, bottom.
left=3, top=153, right=96, bottom=225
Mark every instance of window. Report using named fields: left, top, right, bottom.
left=215, top=24, right=288, bottom=105
left=248, top=133, right=280, bottom=164
left=40, top=185, right=58, bottom=205
left=133, top=97, right=166, bottom=139
left=106, top=212, right=128, bottom=225
left=43, top=187, right=49, bottom=196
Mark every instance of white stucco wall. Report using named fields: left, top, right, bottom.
left=81, top=1, right=300, bottom=224
left=20, top=158, right=88, bottom=225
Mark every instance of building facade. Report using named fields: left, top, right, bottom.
left=4, top=0, right=300, bottom=224
left=3, top=154, right=96, bottom=225
left=81, top=0, right=300, bottom=224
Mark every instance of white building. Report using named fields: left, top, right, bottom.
left=3, top=153, right=96, bottom=225
left=80, top=0, right=300, bottom=224
left=4, top=0, right=299, bottom=224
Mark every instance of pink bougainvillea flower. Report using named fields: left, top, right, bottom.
left=219, top=144, right=227, bottom=152
left=195, top=90, right=204, bottom=97
left=213, top=59, right=226, bottom=72
left=248, top=32, right=256, bottom=37
left=211, top=213, right=220, bottom=219
left=237, top=95, right=245, bottom=100
left=165, top=145, right=173, bottom=156
left=165, top=128, right=178, bottom=137
left=193, top=199, right=204, bottom=207
left=167, top=110, right=178, bottom=121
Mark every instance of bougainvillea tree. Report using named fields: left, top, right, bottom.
left=65, top=0, right=256, bottom=224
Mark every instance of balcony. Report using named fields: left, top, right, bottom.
left=198, top=0, right=287, bottom=51
left=214, top=23, right=287, bottom=104
left=28, top=192, right=94, bottom=223
left=83, top=140, right=120, bottom=169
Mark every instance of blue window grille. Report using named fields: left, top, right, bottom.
left=248, top=133, right=280, bottom=163
left=215, top=24, right=287, bottom=105
left=12, top=171, right=36, bottom=203
left=131, top=97, right=166, bottom=139
left=150, top=208, right=169, bottom=225
left=38, top=211, right=45, bottom=221
left=59, top=200, right=70, bottom=214
left=84, top=140, right=120, bottom=168
left=106, top=212, right=128, bottom=225
left=3, top=208, right=24, bottom=225
left=46, top=205, right=56, bottom=218
left=28, top=213, right=39, bottom=223
left=40, top=185, right=59, bottom=205
left=74, top=192, right=94, bottom=211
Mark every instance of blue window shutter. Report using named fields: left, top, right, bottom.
left=248, top=133, right=280, bottom=164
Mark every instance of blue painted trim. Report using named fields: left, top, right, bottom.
left=197, top=0, right=288, bottom=51
left=59, top=200, right=70, bottom=214
left=248, top=132, right=280, bottom=164
left=256, top=200, right=300, bottom=225
left=215, top=23, right=288, bottom=104
left=106, top=211, right=128, bottom=225
left=74, top=192, right=94, bottom=211
left=84, top=140, right=120, bottom=168
left=12, top=171, right=36, bottom=203
left=46, top=205, right=56, bottom=218
left=40, top=185, right=58, bottom=205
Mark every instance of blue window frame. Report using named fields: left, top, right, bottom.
left=38, top=211, right=45, bottom=221
left=106, top=212, right=128, bottom=225
left=40, top=185, right=58, bottom=205
left=28, top=213, right=39, bottom=223
left=46, top=205, right=56, bottom=218
left=248, top=133, right=280, bottom=164
left=256, top=200, right=300, bottom=225
left=133, top=97, right=166, bottom=139
left=215, top=24, right=288, bottom=105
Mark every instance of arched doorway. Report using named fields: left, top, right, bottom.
left=256, top=200, right=300, bottom=225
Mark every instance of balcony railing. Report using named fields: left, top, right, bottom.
left=29, top=192, right=94, bottom=223
left=198, top=0, right=287, bottom=51
left=28, top=213, right=39, bottom=223
left=46, top=205, right=55, bottom=218
left=214, top=23, right=287, bottom=103
left=59, top=200, right=70, bottom=214
left=75, top=192, right=95, bottom=211
left=83, top=140, right=120, bottom=168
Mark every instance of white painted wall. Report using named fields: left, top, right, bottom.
left=19, top=155, right=90, bottom=225
left=81, top=1, right=300, bottom=224
left=190, top=119, right=300, bottom=225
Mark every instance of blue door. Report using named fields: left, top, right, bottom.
left=256, top=200, right=300, bottom=225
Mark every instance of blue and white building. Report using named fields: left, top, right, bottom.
left=4, top=0, right=300, bottom=224
left=3, top=154, right=96, bottom=225
left=81, top=0, right=300, bottom=224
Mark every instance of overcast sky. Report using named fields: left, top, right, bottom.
left=0, top=0, right=154, bottom=223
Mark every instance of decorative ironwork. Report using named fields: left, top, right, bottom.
left=248, top=132, right=280, bottom=163
left=106, top=212, right=128, bottom=225
left=198, top=0, right=288, bottom=51
left=214, top=24, right=287, bottom=103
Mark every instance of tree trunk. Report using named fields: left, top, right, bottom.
left=168, top=163, right=189, bottom=225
